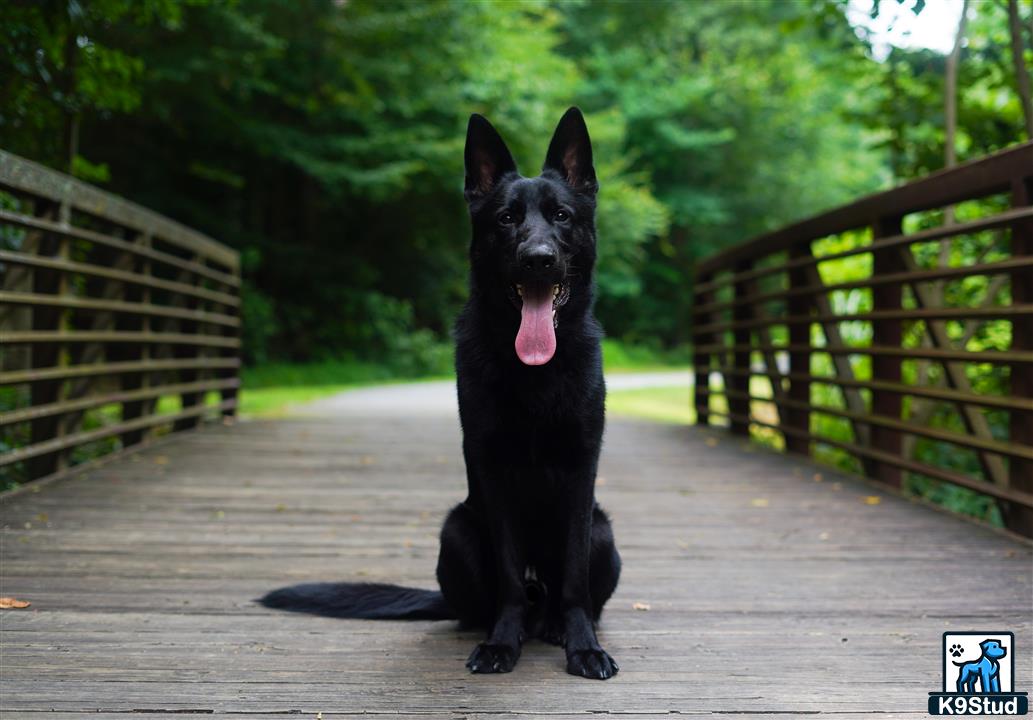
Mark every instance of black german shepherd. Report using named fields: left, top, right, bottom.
left=262, top=107, right=620, bottom=680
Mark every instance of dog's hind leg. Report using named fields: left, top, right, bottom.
left=436, top=501, right=495, bottom=630
left=589, top=505, right=621, bottom=621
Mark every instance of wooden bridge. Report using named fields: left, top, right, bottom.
left=2, top=147, right=1032, bottom=717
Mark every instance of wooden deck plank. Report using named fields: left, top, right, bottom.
left=1, top=389, right=1030, bottom=717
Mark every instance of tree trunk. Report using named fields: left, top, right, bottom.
left=1008, top=0, right=1033, bottom=139
left=944, top=0, right=969, bottom=171
left=61, top=23, right=80, bottom=173
left=905, top=0, right=970, bottom=459
left=64, top=115, right=79, bottom=174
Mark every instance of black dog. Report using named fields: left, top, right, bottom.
left=262, top=108, right=620, bottom=680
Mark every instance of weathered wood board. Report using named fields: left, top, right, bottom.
left=1, top=386, right=1030, bottom=718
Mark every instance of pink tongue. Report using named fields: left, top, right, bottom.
left=515, top=286, right=556, bottom=366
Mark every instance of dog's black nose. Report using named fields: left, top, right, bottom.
left=519, top=243, right=557, bottom=272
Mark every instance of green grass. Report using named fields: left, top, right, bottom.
left=237, top=357, right=453, bottom=418
left=606, top=385, right=695, bottom=424
left=241, top=358, right=437, bottom=389
left=235, top=341, right=692, bottom=418
left=238, top=385, right=355, bottom=417
left=238, top=376, right=456, bottom=418
left=605, top=375, right=784, bottom=427
left=601, top=338, right=691, bottom=372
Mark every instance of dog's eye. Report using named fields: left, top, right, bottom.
left=498, top=212, right=515, bottom=225
left=553, top=209, right=569, bottom=222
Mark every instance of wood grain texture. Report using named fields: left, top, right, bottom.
left=1, top=399, right=1030, bottom=718
left=690, top=142, right=1033, bottom=532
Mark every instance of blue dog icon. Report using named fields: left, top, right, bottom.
left=954, top=639, right=1007, bottom=693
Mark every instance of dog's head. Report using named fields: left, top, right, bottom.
left=980, top=640, right=1007, bottom=660
left=463, top=107, right=598, bottom=366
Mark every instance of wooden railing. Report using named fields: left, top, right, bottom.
left=0, top=150, right=240, bottom=486
left=691, top=141, right=1033, bottom=537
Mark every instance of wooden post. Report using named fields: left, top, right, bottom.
left=120, top=232, right=151, bottom=448
left=870, top=216, right=905, bottom=488
left=26, top=199, right=66, bottom=480
left=693, top=272, right=714, bottom=426
left=785, top=243, right=812, bottom=456
left=729, top=261, right=752, bottom=435
left=174, top=253, right=202, bottom=431
left=219, top=272, right=240, bottom=418
left=1005, top=177, right=1033, bottom=536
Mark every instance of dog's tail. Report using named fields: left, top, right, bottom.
left=259, top=582, right=455, bottom=620
left=952, top=660, right=968, bottom=667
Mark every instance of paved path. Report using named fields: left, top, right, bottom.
left=302, top=371, right=693, bottom=417
left=1, top=382, right=1030, bottom=718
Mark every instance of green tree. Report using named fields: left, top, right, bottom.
left=556, top=0, right=884, bottom=343
left=3, top=0, right=1025, bottom=365
left=0, top=0, right=183, bottom=177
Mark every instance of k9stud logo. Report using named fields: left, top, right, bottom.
left=928, top=632, right=1028, bottom=715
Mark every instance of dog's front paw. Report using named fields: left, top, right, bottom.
left=466, top=642, right=519, bottom=674
left=566, top=647, right=619, bottom=680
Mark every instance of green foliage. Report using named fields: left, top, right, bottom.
left=557, top=0, right=885, bottom=341
left=1, top=0, right=903, bottom=363
left=3, top=0, right=1028, bottom=360
left=862, top=1, right=1028, bottom=177
left=0, top=0, right=183, bottom=170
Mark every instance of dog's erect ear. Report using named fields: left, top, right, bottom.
left=465, top=114, right=517, bottom=203
left=543, top=107, right=597, bottom=194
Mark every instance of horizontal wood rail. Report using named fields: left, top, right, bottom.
left=708, top=409, right=1033, bottom=510
left=0, top=291, right=240, bottom=327
left=1, top=399, right=238, bottom=467
left=0, top=149, right=240, bottom=485
left=0, top=358, right=241, bottom=386
left=692, top=141, right=1033, bottom=537
left=695, top=142, right=1033, bottom=274
left=703, top=369, right=1032, bottom=412
left=695, top=305, right=1033, bottom=334
left=693, top=343, right=1033, bottom=364
left=716, top=389, right=1033, bottom=461
left=0, top=251, right=241, bottom=306
left=0, top=378, right=240, bottom=426
left=0, top=209, right=240, bottom=286
left=693, top=256, right=1033, bottom=316
left=694, top=206, right=1033, bottom=294
left=2, top=331, right=241, bottom=348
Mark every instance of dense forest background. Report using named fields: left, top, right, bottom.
left=2, top=0, right=1031, bottom=371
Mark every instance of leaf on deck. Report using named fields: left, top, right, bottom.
left=0, top=597, right=31, bottom=609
